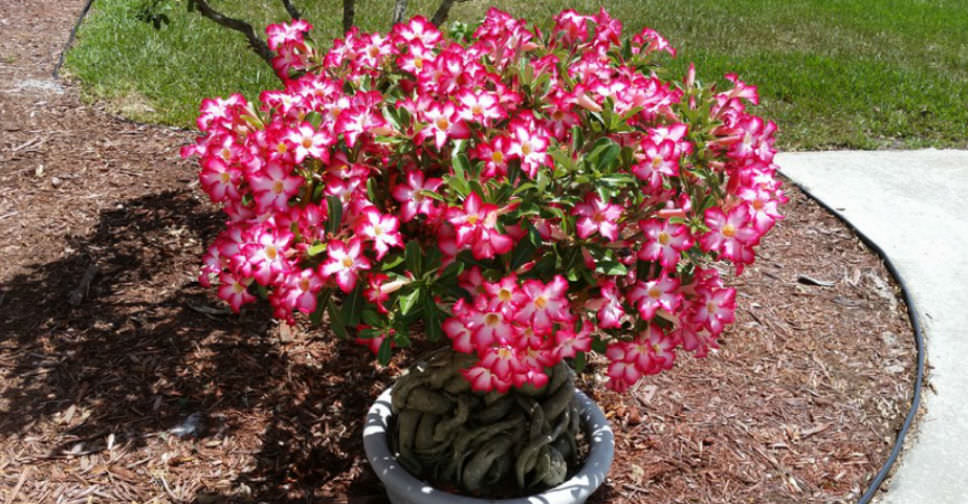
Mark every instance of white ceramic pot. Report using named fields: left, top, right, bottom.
left=363, top=386, right=614, bottom=504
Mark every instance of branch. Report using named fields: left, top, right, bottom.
left=343, top=0, right=356, bottom=34
left=280, top=0, right=301, bottom=20
left=431, top=0, right=471, bottom=27
left=189, top=0, right=274, bottom=67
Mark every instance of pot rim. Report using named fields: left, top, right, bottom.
left=363, top=385, right=614, bottom=504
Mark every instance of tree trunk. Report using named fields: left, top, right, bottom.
left=392, top=0, right=408, bottom=26
left=430, top=0, right=457, bottom=27
left=342, top=0, right=356, bottom=34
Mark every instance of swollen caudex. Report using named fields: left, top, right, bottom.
left=390, top=350, right=582, bottom=495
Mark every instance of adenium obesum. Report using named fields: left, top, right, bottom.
left=184, top=8, right=786, bottom=394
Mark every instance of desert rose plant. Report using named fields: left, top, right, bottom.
left=184, top=7, right=785, bottom=496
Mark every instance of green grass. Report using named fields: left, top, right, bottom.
left=64, top=0, right=968, bottom=150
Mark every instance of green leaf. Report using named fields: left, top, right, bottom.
left=444, top=175, right=470, bottom=198
left=509, top=232, right=537, bottom=271
left=586, top=136, right=614, bottom=162
left=398, top=288, right=421, bottom=316
left=306, top=111, right=323, bottom=129
left=591, top=337, right=607, bottom=354
left=405, top=240, right=422, bottom=276
left=598, top=173, right=636, bottom=187
left=358, top=327, right=382, bottom=339
left=549, top=147, right=576, bottom=174
left=309, top=290, right=329, bottom=325
left=597, top=260, right=628, bottom=276
left=361, top=308, right=382, bottom=327
left=423, top=295, right=443, bottom=342
left=380, top=253, right=405, bottom=271
left=573, top=351, right=587, bottom=373
left=571, top=125, right=584, bottom=154
left=377, top=337, right=393, bottom=365
left=326, top=195, right=343, bottom=235
left=416, top=189, right=445, bottom=202
left=588, top=247, right=629, bottom=276
left=341, top=285, right=364, bottom=327
left=438, top=260, right=464, bottom=284
left=327, top=298, right=348, bottom=339
left=512, top=182, right=537, bottom=196
left=306, top=242, right=326, bottom=257
left=598, top=143, right=621, bottom=172
left=453, top=152, right=471, bottom=181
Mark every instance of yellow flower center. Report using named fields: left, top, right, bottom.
left=302, top=137, right=313, bottom=148
left=299, top=277, right=311, bottom=291
left=534, top=296, right=547, bottom=309
left=485, top=313, right=501, bottom=326
left=472, top=105, right=484, bottom=116
left=414, top=57, right=424, bottom=69
left=521, top=143, right=532, bottom=156
left=277, top=142, right=288, bottom=153
left=266, top=246, right=277, bottom=260
left=648, top=288, right=661, bottom=299
left=220, top=172, right=231, bottom=183
left=342, top=257, right=354, bottom=268
left=466, top=215, right=479, bottom=226
left=722, top=224, right=736, bottom=238
left=658, top=232, right=670, bottom=245
left=491, top=151, right=504, bottom=163
left=436, top=117, right=450, bottom=131
left=753, top=199, right=764, bottom=210
left=498, top=288, right=512, bottom=302
left=273, top=181, right=285, bottom=194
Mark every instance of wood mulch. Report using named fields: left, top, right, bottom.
left=0, top=1, right=916, bottom=503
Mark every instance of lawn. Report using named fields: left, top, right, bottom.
left=63, top=0, right=968, bottom=150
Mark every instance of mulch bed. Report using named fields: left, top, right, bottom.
left=0, top=1, right=916, bottom=503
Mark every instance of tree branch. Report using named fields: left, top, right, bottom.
left=392, top=0, right=408, bottom=26
left=342, top=0, right=356, bottom=34
left=431, top=0, right=469, bottom=27
left=280, top=0, right=301, bottom=20
left=189, top=0, right=274, bottom=67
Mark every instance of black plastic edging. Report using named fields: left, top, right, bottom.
left=786, top=178, right=926, bottom=504
left=53, top=0, right=97, bottom=79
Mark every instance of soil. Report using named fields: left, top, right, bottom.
left=0, top=1, right=917, bottom=503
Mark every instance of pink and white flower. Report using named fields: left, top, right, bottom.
left=573, top=193, right=624, bottom=241
left=320, top=238, right=372, bottom=293
left=355, top=207, right=403, bottom=260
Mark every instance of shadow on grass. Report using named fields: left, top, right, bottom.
left=0, top=189, right=392, bottom=502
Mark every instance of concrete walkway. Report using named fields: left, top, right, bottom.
left=777, top=150, right=968, bottom=504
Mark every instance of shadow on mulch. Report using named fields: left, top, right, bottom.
left=0, top=184, right=917, bottom=504
left=0, top=189, right=393, bottom=502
